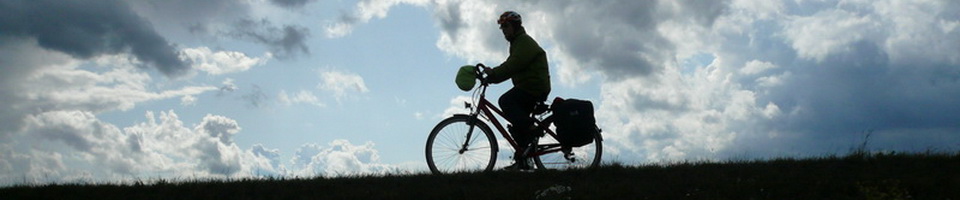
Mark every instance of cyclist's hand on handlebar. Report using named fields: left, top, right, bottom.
left=474, top=63, right=490, bottom=77
left=476, top=63, right=492, bottom=75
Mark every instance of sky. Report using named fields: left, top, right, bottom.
left=1, top=0, right=959, bottom=186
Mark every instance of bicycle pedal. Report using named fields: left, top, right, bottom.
left=564, top=152, right=577, bottom=162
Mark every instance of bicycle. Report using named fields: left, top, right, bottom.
left=425, top=64, right=602, bottom=174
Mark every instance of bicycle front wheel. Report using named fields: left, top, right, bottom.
left=534, top=131, right=602, bottom=170
left=425, top=115, right=498, bottom=174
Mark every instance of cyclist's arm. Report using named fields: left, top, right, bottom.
left=486, top=38, right=537, bottom=83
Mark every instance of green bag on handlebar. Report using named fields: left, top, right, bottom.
left=455, top=65, right=476, bottom=91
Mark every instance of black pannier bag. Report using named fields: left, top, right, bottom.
left=551, top=98, right=598, bottom=148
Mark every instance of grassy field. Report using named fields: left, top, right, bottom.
left=2, top=152, right=959, bottom=200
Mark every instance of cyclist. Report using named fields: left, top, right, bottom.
left=482, top=11, right=550, bottom=170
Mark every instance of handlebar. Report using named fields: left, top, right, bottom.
left=475, top=63, right=489, bottom=85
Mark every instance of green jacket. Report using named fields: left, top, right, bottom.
left=487, top=30, right=551, bottom=97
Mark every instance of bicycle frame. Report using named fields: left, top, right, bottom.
left=466, top=82, right=566, bottom=158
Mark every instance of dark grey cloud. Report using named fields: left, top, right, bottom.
left=129, top=0, right=251, bottom=40
left=241, top=84, right=269, bottom=108
left=539, top=0, right=728, bottom=79
left=225, top=19, right=310, bottom=59
left=434, top=0, right=464, bottom=38
left=133, top=0, right=313, bottom=60
left=0, top=38, right=51, bottom=137
left=672, top=0, right=727, bottom=26
left=423, top=0, right=729, bottom=79
left=132, top=0, right=249, bottom=23
left=270, top=0, right=316, bottom=9
left=708, top=0, right=960, bottom=157
left=213, top=81, right=270, bottom=108
left=764, top=43, right=960, bottom=135
left=0, top=0, right=189, bottom=77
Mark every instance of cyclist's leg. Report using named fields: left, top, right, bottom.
left=499, top=88, right=539, bottom=149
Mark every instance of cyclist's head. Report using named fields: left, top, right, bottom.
left=497, top=11, right=522, bottom=27
left=498, top=11, right=523, bottom=41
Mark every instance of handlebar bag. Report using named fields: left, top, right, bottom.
left=455, top=65, right=477, bottom=91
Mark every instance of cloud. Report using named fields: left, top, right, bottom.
left=128, top=0, right=251, bottom=31
left=250, top=144, right=285, bottom=175
left=1, top=110, right=286, bottom=185
left=595, top=63, right=760, bottom=161
left=317, top=69, right=369, bottom=103
left=224, top=19, right=311, bottom=59
left=241, top=85, right=270, bottom=108
left=0, top=0, right=380, bottom=186
left=218, top=78, right=239, bottom=96
left=782, top=8, right=882, bottom=62
left=129, top=0, right=309, bottom=60
left=278, top=90, right=326, bottom=107
left=24, top=58, right=216, bottom=113
left=197, top=114, right=242, bottom=145
left=291, top=140, right=394, bottom=176
left=128, top=111, right=283, bottom=177
left=217, top=69, right=370, bottom=108
left=181, top=95, right=198, bottom=106
left=1, top=107, right=395, bottom=185
left=339, top=0, right=960, bottom=162
left=0, top=0, right=190, bottom=77
left=424, top=0, right=727, bottom=82
left=440, top=95, right=473, bottom=119
left=192, top=114, right=245, bottom=175
left=325, top=0, right=430, bottom=38
left=0, top=38, right=72, bottom=137
left=414, top=112, right=425, bottom=120
left=0, top=37, right=243, bottom=185
left=131, top=0, right=312, bottom=60
left=598, top=0, right=960, bottom=160
left=0, top=39, right=217, bottom=139
left=332, top=0, right=723, bottom=80
left=214, top=80, right=272, bottom=108
left=739, top=60, right=778, bottom=76
left=269, top=0, right=316, bottom=9
left=181, top=47, right=272, bottom=75
left=431, top=0, right=507, bottom=63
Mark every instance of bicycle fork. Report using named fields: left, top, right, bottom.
left=458, top=115, right=480, bottom=154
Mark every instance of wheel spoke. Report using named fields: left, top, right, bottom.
left=440, top=130, right=461, bottom=149
left=427, top=117, right=497, bottom=174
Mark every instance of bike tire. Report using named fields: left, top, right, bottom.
left=425, top=115, right=498, bottom=174
left=533, top=131, right=603, bottom=170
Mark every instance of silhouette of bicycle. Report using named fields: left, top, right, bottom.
left=426, top=64, right=602, bottom=174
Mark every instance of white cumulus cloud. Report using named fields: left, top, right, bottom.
left=278, top=90, right=326, bottom=107
left=291, top=140, right=394, bottom=176
left=317, top=69, right=370, bottom=103
left=181, top=47, right=271, bottom=75
left=1, top=110, right=285, bottom=185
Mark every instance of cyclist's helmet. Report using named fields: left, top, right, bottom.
left=497, top=11, right=521, bottom=25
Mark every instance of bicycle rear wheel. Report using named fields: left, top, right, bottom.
left=425, top=115, right=498, bottom=174
left=533, top=131, right=602, bottom=170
